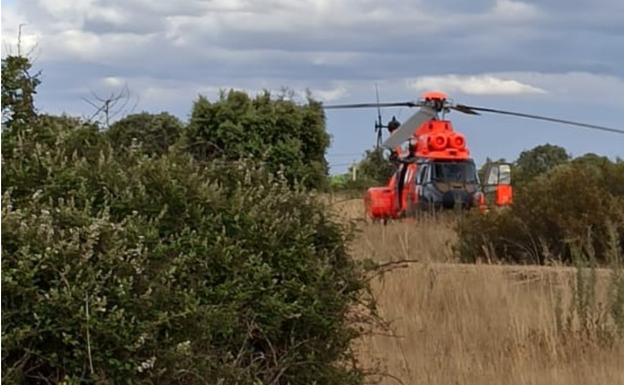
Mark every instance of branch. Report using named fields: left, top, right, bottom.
left=365, top=259, right=420, bottom=282
left=84, top=294, right=94, bottom=376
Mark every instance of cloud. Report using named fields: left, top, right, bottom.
left=310, top=85, right=349, bottom=102
left=407, top=74, right=546, bottom=95
left=2, top=0, right=623, bottom=120
left=491, top=0, right=539, bottom=20
left=101, top=76, right=124, bottom=88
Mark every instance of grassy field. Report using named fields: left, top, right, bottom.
left=330, top=197, right=624, bottom=385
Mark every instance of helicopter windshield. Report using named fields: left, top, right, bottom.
left=432, top=161, right=478, bottom=183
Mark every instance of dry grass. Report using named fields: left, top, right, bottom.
left=328, top=196, right=624, bottom=385
left=329, top=196, right=457, bottom=263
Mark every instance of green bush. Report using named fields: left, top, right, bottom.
left=513, top=143, right=570, bottom=186
left=185, top=91, right=329, bottom=190
left=456, top=159, right=624, bottom=264
left=107, top=112, right=184, bottom=156
left=330, top=148, right=395, bottom=194
left=2, top=55, right=40, bottom=127
left=356, top=148, right=394, bottom=186
left=2, top=118, right=372, bottom=384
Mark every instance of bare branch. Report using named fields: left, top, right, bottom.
left=82, top=84, right=134, bottom=128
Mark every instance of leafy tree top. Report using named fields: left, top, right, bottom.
left=1, top=55, right=41, bottom=127
left=185, top=90, right=330, bottom=189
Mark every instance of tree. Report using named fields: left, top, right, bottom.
left=107, top=112, right=184, bottom=156
left=185, top=90, right=330, bottom=189
left=1, top=55, right=41, bottom=127
left=329, top=148, right=395, bottom=192
left=357, top=148, right=395, bottom=185
left=514, top=144, right=570, bottom=185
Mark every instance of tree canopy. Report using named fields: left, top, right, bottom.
left=514, top=143, right=570, bottom=184
left=1, top=55, right=41, bottom=127
left=107, top=112, right=184, bottom=156
left=185, top=91, right=330, bottom=189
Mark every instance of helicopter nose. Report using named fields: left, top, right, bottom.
left=442, top=190, right=469, bottom=209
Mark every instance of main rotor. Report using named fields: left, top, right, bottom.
left=324, top=90, right=624, bottom=150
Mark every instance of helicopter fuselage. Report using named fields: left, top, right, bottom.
left=364, top=119, right=511, bottom=220
left=365, top=158, right=483, bottom=219
left=325, top=89, right=621, bottom=221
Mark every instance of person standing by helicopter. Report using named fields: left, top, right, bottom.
left=387, top=116, right=402, bottom=161
left=386, top=116, right=412, bottom=214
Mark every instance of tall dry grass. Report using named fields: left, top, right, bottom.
left=360, top=264, right=623, bottom=385
left=328, top=196, right=624, bottom=385
left=329, top=197, right=456, bottom=263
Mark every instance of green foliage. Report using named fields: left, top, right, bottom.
left=107, top=112, right=184, bottom=156
left=514, top=143, right=570, bottom=185
left=2, top=113, right=371, bottom=384
left=554, top=228, right=624, bottom=344
left=1, top=55, right=41, bottom=127
left=331, top=148, right=395, bottom=192
left=356, top=148, right=394, bottom=185
left=457, top=154, right=624, bottom=265
left=2, top=114, right=108, bottom=199
left=185, top=91, right=330, bottom=189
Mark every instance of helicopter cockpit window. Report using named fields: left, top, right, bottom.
left=498, top=164, right=512, bottom=185
left=416, top=165, right=429, bottom=184
left=485, top=164, right=512, bottom=186
left=486, top=168, right=499, bottom=186
left=432, top=161, right=478, bottom=183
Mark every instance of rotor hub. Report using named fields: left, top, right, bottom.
left=421, top=90, right=448, bottom=102
left=420, top=91, right=449, bottom=113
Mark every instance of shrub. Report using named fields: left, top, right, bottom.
left=2, top=118, right=372, bottom=385
left=107, top=112, right=184, bottom=156
left=513, top=143, right=570, bottom=185
left=356, top=148, right=394, bottom=186
left=330, top=148, right=395, bottom=194
left=185, top=91, right=329, bottom=190
left=456, top=160, right=624, bottom=264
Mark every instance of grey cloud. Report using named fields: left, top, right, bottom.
left=4, top=0, right=624, bottom=132
left=9, top=0, right=623, bottom=81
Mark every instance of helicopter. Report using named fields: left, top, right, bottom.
left=324, top=90, right=624, bottom=221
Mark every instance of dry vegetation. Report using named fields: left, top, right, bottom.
left=329, top=196, right=624, bottom=385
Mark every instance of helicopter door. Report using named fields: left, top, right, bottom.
left=395, top=164, right=410, bottom=211
left=483, top=163, right=513, bottom=206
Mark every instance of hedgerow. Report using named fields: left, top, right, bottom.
left=2, top=116, right=373, bottom=384
left=456, top=159, right=624, bottom=264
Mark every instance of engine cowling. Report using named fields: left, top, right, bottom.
left=448, top=133, right=466, bottom=149
left=429, top=134, right=448, bottom=150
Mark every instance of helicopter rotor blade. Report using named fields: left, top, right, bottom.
left=324, top=101, right=419, bottom=109
left=382, top=106, right=436, bottom=149
left=452, top=104, right=624, bottom=135
left=450, top=104, right=480, bottom=115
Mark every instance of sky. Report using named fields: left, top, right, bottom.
left=2, top=0, right=623, bottom=173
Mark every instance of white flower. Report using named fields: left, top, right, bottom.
left=136, top=356, right=156, bottom=373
